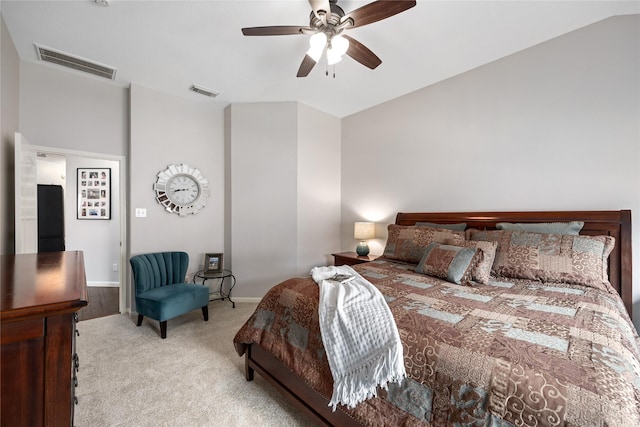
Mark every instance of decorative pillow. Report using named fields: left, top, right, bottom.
left=415, top=222, right=467, bottom=231
left=496, top=221, right=584, bottom=235
left=460, top=240, right=498, bottom=284
left=415, top=243, right=479, bottom=285
left=468, top=229, right=615, bottom=289
left=383, top=224, right=466, bottom=264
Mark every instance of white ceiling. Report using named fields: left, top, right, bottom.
left=2, top=1, right=639, bottom=118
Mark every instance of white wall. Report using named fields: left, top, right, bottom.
left=129, top=84, right=225, bottom=306
left=1, top=15, right=20, bottom=255
left=341, top=15, right=640, bottom=328
left=37, top=154, right=65, bottom=187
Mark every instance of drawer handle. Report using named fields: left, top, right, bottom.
left=73, top=376, right=78, bottom=387
left=76, top=329, right=80, bottom=337
left=74, top=396, right=79, bottom=405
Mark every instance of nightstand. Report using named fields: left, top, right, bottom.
left=332, top=252, right=380, bottom=266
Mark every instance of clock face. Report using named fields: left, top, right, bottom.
left=167, top=174, right=200, bottom=206
left=154, top=164, right=209, bottom=216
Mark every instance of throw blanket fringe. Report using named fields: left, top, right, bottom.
left=311, top=265, right=406, bottom=410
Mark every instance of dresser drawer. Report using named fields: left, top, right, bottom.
left=1, top=318, right=44, bottom=345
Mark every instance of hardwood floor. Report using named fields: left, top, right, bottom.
left=78, top=286, right=119, bottom=321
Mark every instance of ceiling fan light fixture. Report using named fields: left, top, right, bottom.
left=327, top=34, right=349, bottom=65
left=331, top=35, right=349, bottom=56
left=307, top=32, right=327, bottom=61
left=327, top=49, right=343, bottom=65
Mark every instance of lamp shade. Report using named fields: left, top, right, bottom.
left=307, top=32, right=327, bottom=62
left=327, top=34, right=349, bottom=65
left=354, top=222, right=375, bottom=240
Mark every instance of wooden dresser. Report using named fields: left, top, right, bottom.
left=1, top=251, right=88, bottom=427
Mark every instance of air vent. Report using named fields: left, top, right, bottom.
left=35, top=44, right=117, bottom=80
left=190, top=84, right=219, bottom=98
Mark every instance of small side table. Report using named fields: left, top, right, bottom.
left=193, top=269, right=236, bottom=308
left=332, top=252, right=380, bottom=266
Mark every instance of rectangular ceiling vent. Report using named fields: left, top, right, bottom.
left=35, top=43, right=117, bottom=80
left=190, top=84, right=219, bottom=98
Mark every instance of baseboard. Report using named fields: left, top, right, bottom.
left=87, top=281, right=119, bottom=288
left=229, top=297, right=262, bottom=303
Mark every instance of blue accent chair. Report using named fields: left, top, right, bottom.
left=130, top=252, right=209, bottom=339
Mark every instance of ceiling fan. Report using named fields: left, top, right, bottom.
left=241, top=0, right=417, bottom=77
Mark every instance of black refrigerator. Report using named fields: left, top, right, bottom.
left=37, top=184, right=65, bottom=252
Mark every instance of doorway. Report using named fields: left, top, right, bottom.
left=15, top=134, right=127, bottom=313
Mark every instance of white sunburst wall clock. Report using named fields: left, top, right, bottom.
left=153, top=163, right=209, bottom=216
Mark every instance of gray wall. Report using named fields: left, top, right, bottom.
left=225, top=102, right=341, bottom=299
left=226, top=102, right=299, bottom=297
left=296, top=103, right=342, bottom=270
left=1, top=16, right=20, bottom=255
left=19, top=61, right=128, bottom=156
left=341, top=15, right=640, bottom=329
left=129, top=84, right=225, bottom=307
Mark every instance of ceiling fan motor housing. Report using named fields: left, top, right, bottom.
left=309, top=3, right=347, bottom=30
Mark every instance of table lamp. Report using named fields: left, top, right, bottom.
left=354, top=222, right=375, bottom=256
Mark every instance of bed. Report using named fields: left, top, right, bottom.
left=233, top=210, right=638, bottom=426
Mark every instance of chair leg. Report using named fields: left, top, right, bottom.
left=137, top=314, right=144, bottom=326
left=202, top=306, right=209, bottom=321
left=160, top=321, right=167, bottom=339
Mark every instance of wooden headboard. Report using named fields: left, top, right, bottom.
left=395, top=210, right=633, bottom=317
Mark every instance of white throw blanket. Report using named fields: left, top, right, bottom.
left=310, top=265, right=406, bottom=410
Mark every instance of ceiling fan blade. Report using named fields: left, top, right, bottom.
left=242, top=26, right=310, bottom=36
left=297, top=54, right=317, bottom=77
left=342, top=0, right=416, bottom=29
left=309, top=0, right=331, bottom=24
left=343, top=35, right=382, bottom=69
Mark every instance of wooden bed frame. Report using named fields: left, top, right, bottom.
left=243, top=210, right=633, bottom=427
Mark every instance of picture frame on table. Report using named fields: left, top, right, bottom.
left=204, top=253, right=223, bottom=275
left=77, top=168, right=111, bottom=220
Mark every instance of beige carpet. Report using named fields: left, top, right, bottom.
left=75, top=302, right=315, bottom=426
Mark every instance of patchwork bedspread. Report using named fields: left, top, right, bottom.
left=233, top=259, right=640, bottom=426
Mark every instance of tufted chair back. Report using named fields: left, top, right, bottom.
left=130, top=251, right=189, bottom=296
